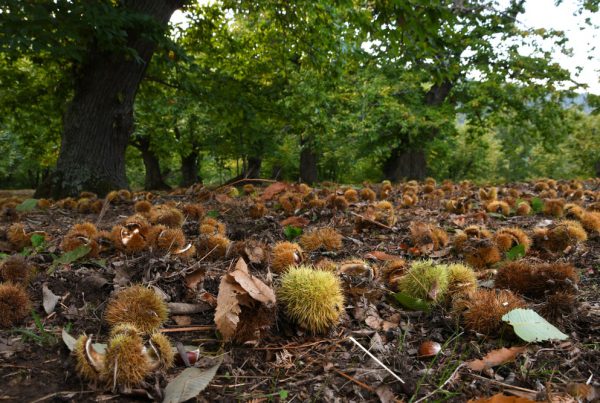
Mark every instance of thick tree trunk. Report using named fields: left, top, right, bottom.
left=35, top=0, right=181, bottom=198
left=381, top=81, right=453, bottom=182
left=180, top=151, right=200, bottom=187
left=134, top=138, right=170, bottom=191
left=300, top=141, right=318, bottom=184
left=383, top=148, right=427, bottom=181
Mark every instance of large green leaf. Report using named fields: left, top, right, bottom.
left=506, top=244, right=526, bottom=261
left=502, top=308, right=568, bottom=342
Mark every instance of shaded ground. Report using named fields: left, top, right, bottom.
left=0, top=179, right=599, bottom=402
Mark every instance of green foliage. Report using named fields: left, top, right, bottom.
left=506, top=244, right=527, bottom=261
left=49, top=245, right=92, bottom=273
left=531, top=198, right=544, bottom=214
left=283, top=226, right=303, bottom=241
left=14, top=310, right=57, bottom=346
left=16, top=199, right=38, bottom=212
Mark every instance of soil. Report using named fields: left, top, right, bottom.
left=0, top=180, right=599, bottom=403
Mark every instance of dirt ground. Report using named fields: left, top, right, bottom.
left=0, top=180, right=599, bottom=402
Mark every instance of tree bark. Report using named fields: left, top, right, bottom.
left=133, top=137, right=170, bottom=191
left=382, top=81, right=453, bottom=182
left=300, top=139, right=318, bottom=184
left=383, top=148, right=427, bottom=181
left=35, top=0, right=182, bottom=198
left=180, top=151, right=200, bottom=187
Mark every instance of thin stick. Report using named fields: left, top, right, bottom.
left=160, top=325, right=214, bottom=333
left=215, top=178, right=277, bottom=191
left=332, top=367, right=376, bottom=393
left=95, top=197, right=111, bottom=226
left=413, top=364, right=464, bottom=403
left=348, top=336, right=405, bottom=383
left=349, top=211, right=396, bottom=232
left=466, top=373, right=539, bottom=395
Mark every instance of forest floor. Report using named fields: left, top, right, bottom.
left=0, top=180, right=599, bottom=403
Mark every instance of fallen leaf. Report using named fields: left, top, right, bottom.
left=466, top=346, right=528, bottom=371
left=172, top=315, right=192, bottom=326
left=42, top=283, right=60, bottom=314
left=184, top=269, right=205, bottom=291
left=214, top=193, right=231, bottom=203
left=566, top=382, right=599, bottom=401
left=62, top=329, right=77, bottom=351
left=214, top=258, right=276, bottom=342
left=279, top=216, right=310, bottom=228
left=162, top=359, right=222, bottom=403
left=468, top=394, right=536, bottom=403
left=228, top=259, right=276, bottom=305
left=502, top=309, right=568, bottom=342
left=261, top=182, right=288, bottom=201
left=375, top=384, right=397, bottom=403
left=364, top=251, right=402, bottom=261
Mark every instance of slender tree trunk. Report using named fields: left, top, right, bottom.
left=180, top=151, right=200, bottom=187
left=595, top=161, right=600, bottom=178
left=300, top=137, right=318, bottom=184
left=35, top=0, right=182, bottom=198
left=245, top=156, right=262, bottom=179
left=134, top=138, right=170, bottom=191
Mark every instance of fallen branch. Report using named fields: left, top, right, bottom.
left=349, top=211, right=396, bottom=232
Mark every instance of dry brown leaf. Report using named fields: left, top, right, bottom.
left=228, top=259, right=276, bottom=305
left=261, top=182, right=288, bottom=201
left=172, top=315, right=192, bottom=326
left=466, top=346, right=527, bottom=371
left=468, top=394, right=536, bottom=403
left=364, top=251, right=402, bottom=261
left=184, top=268, right=205, bottom=291
left=215, top=193, right=231, bottom=203
left=214, top=277, right=244, bottom=340
left=375, top=385, right=398, bottom=403
left=214, top=258, right=276, bottom=342
left=566, top=383, right=598, bottom=401
left=279, top=216, right=310, bottom=228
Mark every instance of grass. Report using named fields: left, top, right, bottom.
left=12, top=309, right=57, bottom=346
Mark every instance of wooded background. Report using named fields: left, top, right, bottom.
left=0, top=0, right=598, bottom=196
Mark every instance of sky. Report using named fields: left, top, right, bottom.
left=171, top=1, right=600, bottom=94
left=517, top=0, right=599, bottom=94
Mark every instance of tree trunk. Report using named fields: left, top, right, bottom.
left=222, top=156, right=262, bottom=186
left=300, top=144, right=318, bottom=184
left=180, top=151, right=200, bottom=187
left=381, top=81, right=453, bottom=182
left=595, top=161, right=600, bottom=178
left=134, top=138, right=170, bottom=191
left=35, top=0, right=181, bottom=198
left=383, top=148, right=427, bottom=181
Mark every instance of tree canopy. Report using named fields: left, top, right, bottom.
left=0, top=0, right=597, bottom=194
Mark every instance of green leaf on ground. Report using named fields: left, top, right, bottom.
left=530, top=197, right=544, bottom=214
left=283, top=225, right=302, bottom=240
left=16, top=199, right=38, bottom=212
left=506, top=244, right=526, bottom=261
left=391, top=291, right=431, bottom=312
left=502, top=308, right=568, bottom=342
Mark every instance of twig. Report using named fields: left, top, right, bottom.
left=349, top=211, right=396, bottom=232
left=161, top=325, right=214, bottom=333
left=95, top=197, right=111, bottom=226
left=29, top=391, right=95, bottom=403
left=413, top=364, right=464, bottom=403
left=332, top=367, right=376, bottom=393
left=215, top=178, right=277, bottom=191
left=466, top=372, right=539, bottom=395
left=348, top=336, right=405, bottom=383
